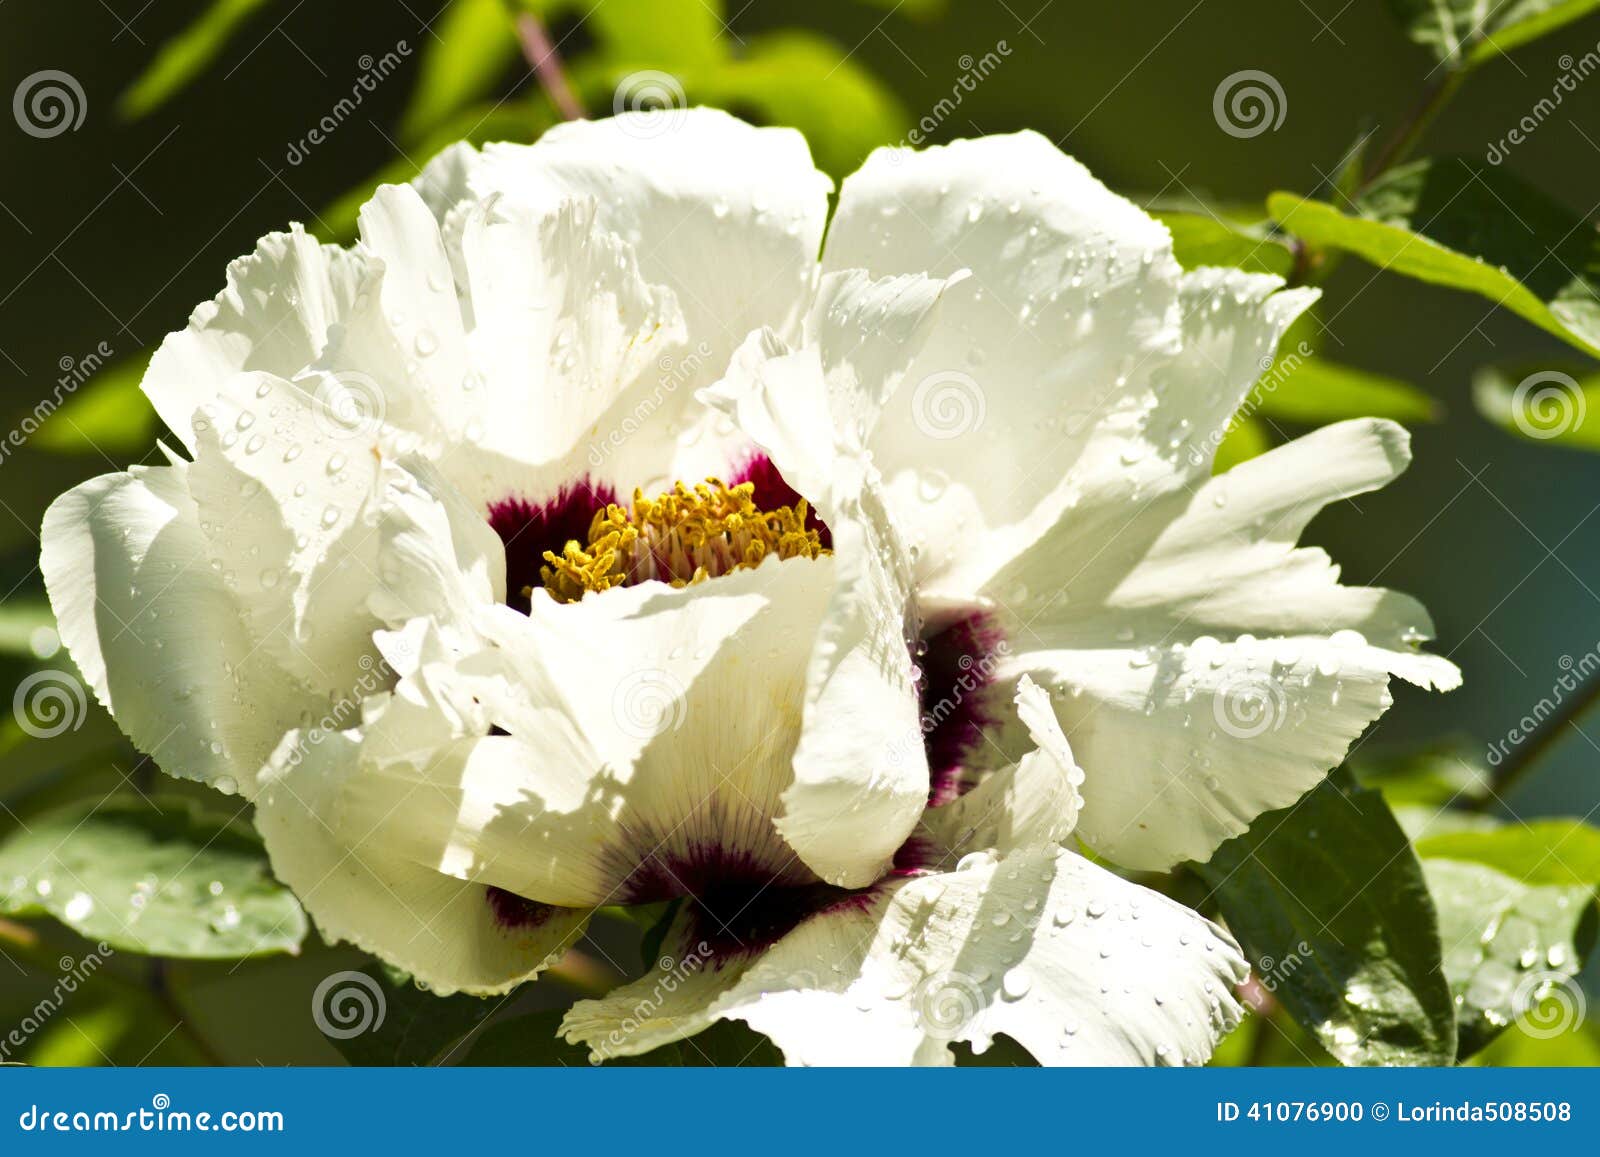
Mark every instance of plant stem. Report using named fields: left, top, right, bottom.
left=1359, top=70, right=1465, bottom=189
left=1476, top=667, right=1600, bottom=811
left=514, top=10, right=585, bottom=121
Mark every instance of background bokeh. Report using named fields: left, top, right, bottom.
left=2, top=0, right=1599, bottom=1065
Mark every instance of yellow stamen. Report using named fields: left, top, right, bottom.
left=537, top=477, right=828, bottom=604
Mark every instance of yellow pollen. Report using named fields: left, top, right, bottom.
left=537, top=477, right=828, bottom=604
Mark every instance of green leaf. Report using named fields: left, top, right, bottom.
left=1154, top=211, right=1294, bottom=277
left=117, top=0, right=272, bottom=120
left=327, top=966, right=495, bottom=1066
left=664, top=30, right=908, bottom=178
left=1423, top=858, right=1597, bottom=1057
left=1385, top=0, right=1600, bottom=69
left=1194, top=769, right=1458, bottom=1065
left=1212, top=415, right=1271, bottom=472
left=27, top=354, right=158, bottom=455
left=1352, top=741, right=1493, bottom=808
left=1417, top=819, right=1600, bottom=886
left=1269, top=157, right=1600, bottom=359
left=588, top=0, right=726, bottom=70
left=1255, top=357, right=1441, bottom=426
left=398, top=0, right=521, bottom=143
left=1474, top=362, right=1600, bottom=450
left=0, top=796, right=306, bottom=958
left=0, top=599, right=56, bottom=658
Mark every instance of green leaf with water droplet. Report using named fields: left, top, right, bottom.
left=1422, top=857, right=1597, bottom=1058
left=1194, top=768, right=1459, bottom=1065
left=1269, top=157, right=1600, bottom=359
left=0, top=795, right=305, bottom=958
left=1385, top=0, right=1600, bottom=70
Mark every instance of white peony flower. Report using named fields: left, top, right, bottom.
left=39, top=109, right=1455, bottom=1064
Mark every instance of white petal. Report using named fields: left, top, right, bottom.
left=987, top=418, right=1461, bottom=869
left=41, top=467, right=324, bottom=797
left=369, top=455, right=506, bottom=633
left=454, top=196, right=687, bottom=489
left=254, top=714, right=587, bottom=996
left=562, top=844, right=1246, bottom=1066
left=184, top=372, right=384, bottom=701
left=471, top=109, right=831, bottom=378
left=333, top=557, right=914, bottom=906
left=142, top=225, right=367, bottom=451
left=823, top=133, right=1197, bottom=591
left=917, top=675, right=1084, bottom=859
